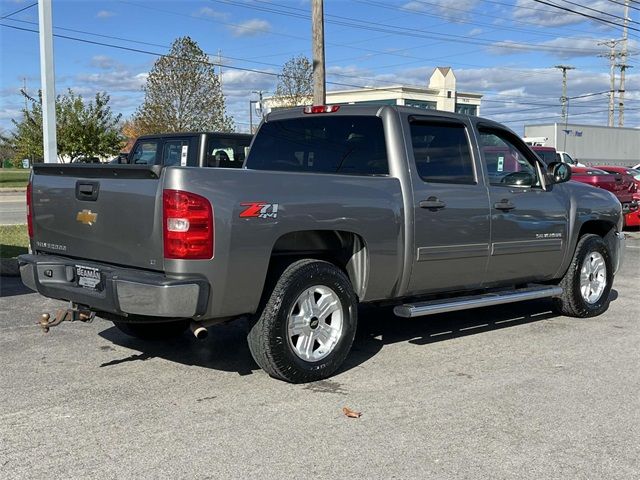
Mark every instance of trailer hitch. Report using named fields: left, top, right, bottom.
left=39, top=306, right=95, bottom=333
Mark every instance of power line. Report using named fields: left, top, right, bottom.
left=531, top=0, right=640, bottom=32
left=0, top=2, right=36, bottom=19
left=556, top=0, right=638, bottom=23
left=214, top=0, right=611, bottom=55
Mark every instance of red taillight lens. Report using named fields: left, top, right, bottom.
left=303, top=105, right=340, bottom=114
left=26, top=180, right=33, bottom=238
left=163, top=189, right=213, bottom=259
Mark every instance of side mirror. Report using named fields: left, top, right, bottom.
left=547, top=161, right=571, bottom=184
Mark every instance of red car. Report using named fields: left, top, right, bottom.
left=596, top=166, right=640, bottom=227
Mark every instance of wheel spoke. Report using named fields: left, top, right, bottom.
left=315, top=324, right=333, bottom=346
left=289, top=313, right=307, bottom=336
left=317, top=293, right=339, bottom=321
left=303, top=331, right=316, bottom=358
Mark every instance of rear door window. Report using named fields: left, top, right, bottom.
left=163, top=139, right=190, bottom=166
left=246, top=116, right=388, bottom=175
left=409, top=121, right=476, bottom=184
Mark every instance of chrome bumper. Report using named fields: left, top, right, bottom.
left=18, top=254, right=209, bottom=318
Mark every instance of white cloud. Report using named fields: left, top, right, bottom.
left=90, top=55, right=118, bottom=70
left=96, top=10, right=115, bottom=19
left=193, top=7, right=228, bottom=20
left=513, top=0, right=621, bottom=28
left=229, top=19, right=272, bottom=38
left=489, top=37, right=620, bottom=58
left=402, top=0, right=478, bottom=20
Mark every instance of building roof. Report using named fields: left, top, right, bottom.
left=436, top=66, right=451, bottom=76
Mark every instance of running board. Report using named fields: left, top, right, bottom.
left=393, top=285, right=563, bottom=318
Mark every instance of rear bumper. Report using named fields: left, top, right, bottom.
left=18, top=254, right=209, bottom=319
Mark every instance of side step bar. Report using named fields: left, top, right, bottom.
left=393, top=285, right=563, bottom=318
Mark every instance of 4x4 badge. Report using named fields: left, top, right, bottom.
left=76, top=209, right=98, bottom=225
left=239, top=202, right=279, bottom=219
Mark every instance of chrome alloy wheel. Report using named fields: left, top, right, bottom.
left=580, top=251, right=607, bottom=304
left=287, top=285, right=344, bottom=362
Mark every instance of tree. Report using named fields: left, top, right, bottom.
left=133, top=36, right=234, bottom=134
left=10, top=89, right=123, bottom=162
left=273, top=55, right=313, bottom=107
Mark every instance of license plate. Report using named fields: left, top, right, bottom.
left=76, top=265, right=102, bottom=291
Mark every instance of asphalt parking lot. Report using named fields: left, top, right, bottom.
left=1, top=233, right=639, bottom=479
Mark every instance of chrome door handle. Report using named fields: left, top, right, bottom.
left=494, top=199, right=516, bottom=211
left=419, top=197, right=446, bottom=209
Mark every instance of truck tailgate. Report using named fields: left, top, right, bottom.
left=30, top=165, right=164, bottom=271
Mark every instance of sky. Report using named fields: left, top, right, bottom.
left=0, top=0, right=639, bottom=135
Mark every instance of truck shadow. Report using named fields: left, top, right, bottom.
left=98, top=293, right=618, bottom=378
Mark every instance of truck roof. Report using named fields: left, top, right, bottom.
left=264, top=104, right=508, bottom=132
left=136, top=132, right=252, bottom=140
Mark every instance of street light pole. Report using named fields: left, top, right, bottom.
left=38, top=0, right=57, bottom=163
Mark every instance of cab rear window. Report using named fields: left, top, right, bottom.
left=246, top=116, right=388, bottom=175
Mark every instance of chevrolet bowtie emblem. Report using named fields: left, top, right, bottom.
left=76, top=209, right=98, bottom=225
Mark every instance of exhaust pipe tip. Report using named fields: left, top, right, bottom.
left=190, top=322, right=209, bottom=340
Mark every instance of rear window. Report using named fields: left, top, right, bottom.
left=246, top=116, right=388, bottom=175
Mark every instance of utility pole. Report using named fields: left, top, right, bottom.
left=554, top=65, right=575, bottom=122
left=217, top=50, right=223, bottom=89
left=38, top=0, right=57, bottom=163
left=311, top=0, right=326, bottom=105
left=599, top=40, right=621, bottom=127
left=618, top=0, right=630, bottom=127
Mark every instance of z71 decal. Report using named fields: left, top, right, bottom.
left=240, top=202, right=279, bottom=219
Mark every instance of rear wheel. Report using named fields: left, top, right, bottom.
left=553, top=234, right=613, bottom=317
left=247, top=259, right=358, bottom=383
left=113, top=319, right=189, bottom=340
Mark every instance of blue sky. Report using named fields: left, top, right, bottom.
left=0, top=0, right=638, bottom=134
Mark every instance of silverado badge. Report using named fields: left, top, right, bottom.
left=76, top=209, right=98, bottom=225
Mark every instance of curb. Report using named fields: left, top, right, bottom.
left=0, top=188, right=26, bottom=193
left=0, top=258, right=20, bottom=277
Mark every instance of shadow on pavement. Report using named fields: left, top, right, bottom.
left=0, top=276, right=33, bottom=298
left=98, top=294, right=603, bottom=378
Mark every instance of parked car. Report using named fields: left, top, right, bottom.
left=596, top=166, right=640, bottom=227
left=570, top=166, right=637, bottom=227
left=71, top=156, right=101, bottom=164
left=20, top=105, right=625, bottom=383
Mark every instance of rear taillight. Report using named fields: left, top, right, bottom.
left=26, top=180, right=33, bottom=238
left=163, top=189, right=213, bottom=259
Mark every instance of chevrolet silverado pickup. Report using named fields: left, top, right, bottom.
left=20, top=105, right=625, bottom=383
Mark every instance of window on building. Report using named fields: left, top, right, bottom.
left=455, top=104, right=478, bottom=116
left=246, top=116, right=388, bottom=175
left=410, top=121, right=475, bottom=184
left=405, top=99, right=437, bottom=110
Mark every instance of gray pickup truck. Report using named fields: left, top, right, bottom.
left=20, top=105, right=625, bottom=383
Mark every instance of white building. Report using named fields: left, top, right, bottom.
left=265, top=67, right=482, bottom=115
left=524, top=123, right=640, bottom=166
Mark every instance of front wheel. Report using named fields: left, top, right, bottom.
left=247, top=259, right=358, bottom=383
left=553, top=234, right=613, bottom=317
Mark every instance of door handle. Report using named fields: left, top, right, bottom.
left=419, top=197, right=446, bottom=210
left=493, top=199, right=515, bottom=211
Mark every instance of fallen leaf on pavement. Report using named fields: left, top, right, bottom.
left=342, top=406, right=362, bottom=418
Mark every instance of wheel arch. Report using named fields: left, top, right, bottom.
left=266, top=230, right=369, bottom=300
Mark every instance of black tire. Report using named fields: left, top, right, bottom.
left=113, top=319, right=189, bottom=340
left=553, top=234, right=613, bottom=318
left=247, top=259, right=358, bottom=383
